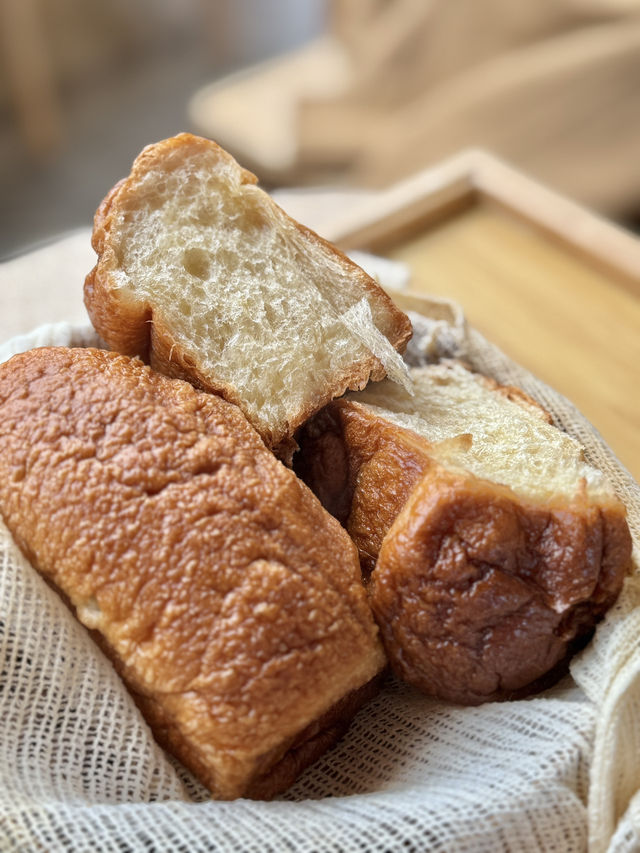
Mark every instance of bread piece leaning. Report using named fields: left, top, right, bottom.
left=295, top=361, right=632, bottom=705
left=84, top=133, right=411, bottom=455
left=0, top=347, right=386, bottom=799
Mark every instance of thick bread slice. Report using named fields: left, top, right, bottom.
left=295, top=361, right=632, bottom=705
left=84, top=133, right=411, bottom=453
left=0, top=347, right=386, bottom=799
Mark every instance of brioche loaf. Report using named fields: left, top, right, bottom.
left=84, top=133, right=411, bottom=455
left=0, top=347, right=386, bottom=798
left=296, top=361, right=632, bottom=705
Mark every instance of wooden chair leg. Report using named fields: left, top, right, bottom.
left=0, top=0, right=63, bottom=161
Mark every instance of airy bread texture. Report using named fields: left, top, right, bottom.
left=84, top=133, right=411, bottom=453
left=0, top=347, right=386, bottom=799
left=295, top=361, right=632, bottom=705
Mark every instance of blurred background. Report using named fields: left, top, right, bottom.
left=2, top=0, right=640, bottom=259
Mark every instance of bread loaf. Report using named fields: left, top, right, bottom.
left=296, top=361, right=632, bottom=704
left=0, top=347, right=386, bottom=798
left=84, top=133, right=411, bottom=455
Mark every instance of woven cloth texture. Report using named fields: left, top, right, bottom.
left=0, top=306, right=638, bottom=853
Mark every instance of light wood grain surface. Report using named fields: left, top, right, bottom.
left=387, top=202, right=640, bottom=480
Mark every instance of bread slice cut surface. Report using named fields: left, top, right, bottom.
left=85, top=133, right=411, bottom=451
left=348, top=361, right=610, bottom=504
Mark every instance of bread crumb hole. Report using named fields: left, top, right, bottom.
left=217, top=248, right=239, bottom=273
left=183, top=248, right=211, bottom=280
left=194, top=204, right=216, bottom=227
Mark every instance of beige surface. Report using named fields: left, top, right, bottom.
left=0, top=229, right=93, bottom=341
left=387, top=202, right=640, bottom=480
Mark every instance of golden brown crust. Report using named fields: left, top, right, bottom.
left=0, top=347, right=385, bottom=798
left=84, top=133, right=411, bottom=451
left=129, top=670, right=384, bottom=799
left=295, top=400, right=432, bottom=571
left=295, top=397, right=632, bottom=705
left=91, top=178, right=127, bottom=254
left=84, top=265, right=152, bottom=359
left=244, top=671, right=384, bottom=798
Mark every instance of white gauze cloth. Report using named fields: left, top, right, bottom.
left=0, top=302, right=639, bottom=853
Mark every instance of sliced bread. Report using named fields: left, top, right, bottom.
left=84, top=133, right=411, bottom=454
left=295, top=361, right=632, bottom=704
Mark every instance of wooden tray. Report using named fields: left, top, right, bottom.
left=314, top=149, right=640, bottom=481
